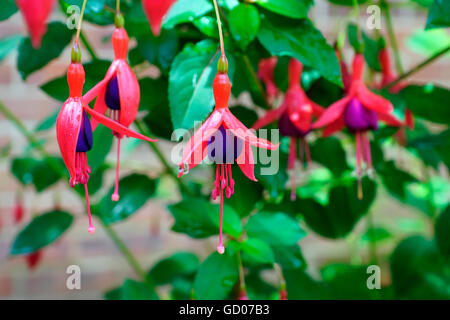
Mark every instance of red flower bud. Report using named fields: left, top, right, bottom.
left=26, top=251, right=43, bottom=270
left=142, top=0, right=176, bottom=36
left=16, top=0, right=56, bottom=49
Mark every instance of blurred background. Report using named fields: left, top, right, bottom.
left=0, top=0, right=449, bottom=299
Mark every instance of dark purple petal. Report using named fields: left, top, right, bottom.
left=207, top=125, right=243, bottom=163
left=76, top=111, right=93, bottom=152
left=344, top=98, right=378, bottom=132
left=105, top=76, right=121, bottom=110
left=279, top=111, right=310, bottom=137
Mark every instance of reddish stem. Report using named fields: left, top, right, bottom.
left=112, top=138, right=121, bottom=201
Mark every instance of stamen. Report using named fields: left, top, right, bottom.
left=355, top=132, right=363, bottom=200
left=112, top=138, right=121, bottom=201
left=225, top=164, right=232, bottom=198
left=228, top=164, right=234, bottom=194
left=304, top=138, right=311, bottom=168
left=212, top=165, right=220, bottom=200
left=84, top=183, right=95, bottom=234
left=217, top=168, right=225, bottom=255
left=363, top=132, right=374, bottom=177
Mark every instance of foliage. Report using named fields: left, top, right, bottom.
left=0, top=0, right=448, bottom=300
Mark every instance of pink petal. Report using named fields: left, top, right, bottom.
left=236, top=140, right=256, bottom=181
left=313, top=96, right=350, bottom=129
left=357, top=83, right=393, bottom=114
left=252, top=104, right=286, bottom=130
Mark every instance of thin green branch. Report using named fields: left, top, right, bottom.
left=385, top=44, right=450, bottom=89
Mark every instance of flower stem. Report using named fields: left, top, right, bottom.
left=75, top=0, right=88, bottom=43
left=386, top=44, right=450, bottom=89
left=352, top=0, right=362, bottom=41
left=0, top=100, right=147, bottom=282
left=116, top=0, right=120, bottom=12
left=212, top=0, right=225, bottom=56
left=100, top=220, right=148, bottom=281
left=381, top=0, right=403, bottom=74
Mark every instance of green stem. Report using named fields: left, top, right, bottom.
left=80, top=32, right=99, bottom=61
left=352, top=0, right=362, bottom=40
left=100, top=220, right=147, bottom=281
left=0, top=100, right=147, bottom=281
left=386, top=44, right=450, bottom=89
left=382, top=0, right=403, bottom=74
left=134, top=120, right=192, bottom=195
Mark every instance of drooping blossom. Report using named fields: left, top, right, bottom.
left=258, top=57, right=279, bottom=105
left=83, top=16, right=157, bottom=201
left=142, top=0, right=176, bottom=36
left=25, top=250, right=42, bottom=270
left=16, top=0, right=55, bottom=48
left=253, top=59, right=324, bottom=200
left=57, top=43, right=155, bottom=233
left=313, top=53, right=402, bottom=198
left=378, top=45, right=414, bottom=146
left=177, top=55, right=279, bottom=254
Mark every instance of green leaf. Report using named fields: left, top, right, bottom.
left=140, top=77, right=174, bottom=139
left=435, top=206, right=450, bottom=256
left=34, top=109, right=59, bottom=132
left=148, top=252, right=200, bottom=285
left=169, top=40, right=235, bottom=133
left=426, top=0, right=450, bottom=29
left=0, top=0, right=17, bottom=21
left=41, top=60, right=111, bottom=102
left=360, top=227, right=392, bottom=244
left=163, top=0, right=214, bottom=29
left=391, top=236, right=450, bottom=299
left=193, top=16, right=218, bottom=38
left=257, top=16, right=342, bottom=86
left=11, top=157, right=64, bottom=192
left=193, top=251, right=239, bottom=299
left=408, top=129, right=450, bottom=169
left=229, top=3, right=260, bottom=50
left=87, top=125, right=113, bottom=172
left=0, top=35, right=22, bottom=62
left=407, top=29, right=450, bottom=57
left=298, top=178, right=377, bottom=238
left=119, top=279, right=159, bottom=300
left=137, top=29, right=179, bottom=72
left=256, top=0, right=312, bottom=19
left=246, top=211, right=306, bottom=246
left=10, top=210, right=73, bottom=255
left=401, top=85, right=450, bottom=125
left=241, top=238, right=275, bottom=265
left=311, top=137, right=350, bottom=177
left=17, top=22, right=73, bottom=79
left=168, top=197, right=243, bottom=238
left=327, top=0, right=368, bottom=6
left=272, top=245, right=306, bottom=270
left=95, top=174, right=158, bottom=225
left=284, top=268, right=328, bottom=299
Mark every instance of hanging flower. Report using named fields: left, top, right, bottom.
left=177, top=55, right=279, bottom=254
left=142, top=0, right=176, bottom=37
left=313, top=53, right=402, bottom=198
left=83, top=15, right=157, bottom=201
left=258, top=57, right=279, bottom=104
left=25, top=250, right=42, bottom=270
left=253, top=59, right=324, bottom=200
left=16, top=0, right=55, bottom=49
left=57, top=43, right=156, bottom=233
left=378, top=45, right=415, bottom=132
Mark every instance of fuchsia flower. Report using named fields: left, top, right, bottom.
left=142, top=0, right=176, bottom=36
left=313, top=53, right=402, bottom=198
left=57, top=44, right=155, bottom=233
left=178, top=55, right=279, bottom=254
left=25, top=250, right=42, bottom=270
left=253, top=59, right=324, bottom=200
left=16, top=0, right=55, bottom=48
left=83, top=20, right=157, bottom=201
left=378, top=47, right=415, bottom=131
left=258, top=57, right=279, bottom=104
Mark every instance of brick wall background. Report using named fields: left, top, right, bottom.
left=0, top=1, right=448, bottom=299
